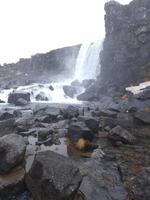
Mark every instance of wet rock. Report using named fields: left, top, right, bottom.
left=49, top=85, right=54, bottom=91
left=60, top=105, right=79, bottom=119
left=0, top=166, right=25, bottom=200
left=92, top=109, right=117, bottom=118
left=0, top=112, right=14, bottom=121
left=0, top=134, right=26, bottom=174
left=82, top=79, right=95, bottom=89
left=135, top=86, right=150, bottom=100
left=99, top=116, right=117, bottom=129
left=67, top=121, right=94, bottom=143
left=71, top=80, right=81, bottom=87
left=128, top=167, right=150, bottom=200
left=0, top=118, right=15, bottom=137
left=63, top=85, right=77, bottom=98
left=0, top=100, right=5, bottom=103
left=37, top=128, right=53, bottom=141
left=79, top=161, right=128, bottom=200
left=134, top=110, right=150, bottom=124
left=108, top=125, right=135, bottom=144
left=8, top=92, right=30, bottom=106
left=15, top=117, right=34, bottom=133
left=117, top=112, right=134, bottom=129
left=15, top=98, right=29, bottom=106
left=84, top=117, right=99, bottom=133
left=35, top=92, right=49, bottom=101
left=26, top=150, right=82, bottom=200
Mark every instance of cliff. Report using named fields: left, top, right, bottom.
left=100, top=0, right=150, bottom=91
left=0, top=45, right=80, bottom=89
left=78, top=0, right=150, bottom=101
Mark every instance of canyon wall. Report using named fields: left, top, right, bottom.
left=0, top=45, right=80, bottom=88
left=99, top=0, right=150, bottom=92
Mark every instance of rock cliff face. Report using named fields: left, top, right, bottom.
left=99, top=0, right=150, bottom=92
left=0, top=45, right=80, bottom=88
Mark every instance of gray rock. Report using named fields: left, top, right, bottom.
left=0, top=119, right=15, bottom=137
left=63, top=85, right=77, bottom=98
left=0, top=134, right=26, bottom=174
left=84, top=117, right=99, bottom=133
left=128, top=167, right=150, bottom=200
left=0, top=166, right=25, bottom=199
left=134, top=111, right=150, bottom=124
left=8, top=92, right=30, bottom=106
left=108, top=125, right=135, bottom=144
left=26, top=150, right=82, bottom=200
left=35, top=92, right=49, bottom=101
left=135, top=86, right=150, bottom=101
left=0, top=112, right=14, bottom=121
left=67, top=121, right=94, bottom=143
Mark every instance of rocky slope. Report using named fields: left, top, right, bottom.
left=0, top=45, right=80, bottom=89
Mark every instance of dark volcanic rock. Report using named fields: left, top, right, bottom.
left=26, top=150, right=82, bottom=200
left=0, top=45, right=80, bottom=89
left=84, top=117, right=99, bottom=133
left=99, top=0, right=150, bottom=93
left=80, top=0, right=150, bottom=100
left=128, top=167, right=150, bottom=200
left=0, top=112, right=14, bottom=121
left=0, top=134, right=26, bottom=174
left=63, top=85, right=77, bottom=98
left=135, top=86, right=150, bottom=100
left=0, top=166, right=25, bottom=200
left=60, top=105, right=79, bottom=119
left=35, top=92, right=49, bottom=101
left=67, top=121, right=94, bottom=143
left=0, top=100, right=5, bottom=103
left=108, top=125, right=135, bottom=144
left=0, top=119, right=15, bottom=137
left=8, top=92, right=30, bottom=106
left=134, top=110, right=150, bottom=124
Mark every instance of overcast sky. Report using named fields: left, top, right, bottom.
left=0, top=0, right=131, bottom=64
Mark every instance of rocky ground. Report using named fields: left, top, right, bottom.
left=0, top=86, right=149, bottom=200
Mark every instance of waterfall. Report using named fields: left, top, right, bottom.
left=74, top=39, right=102, bottom=82
left=0, top=39, right=103, bottom=104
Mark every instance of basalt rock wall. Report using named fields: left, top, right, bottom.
left=99, top=0, right=150, bottom=92
left=0, top=45, right=80, bottom=89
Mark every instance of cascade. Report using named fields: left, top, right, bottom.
left=74, top=39, right=102, bottom=82
left=0, top=40, right=103, bottom=104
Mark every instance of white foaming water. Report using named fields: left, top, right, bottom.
left=0, top=40, right=103, bottom=104
left=74, top=39, right=102, bottom=82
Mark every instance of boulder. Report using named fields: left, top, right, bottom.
left=60, top=105, right=79, bottom=119
left=135, top=86, right=150, bottom=101
left=108, top=125, right=135, bottom=144
left=35, top=92, right=49, bottom=101
left=26, top=150, right=82, bottom=200
left=0, top=100, right=5, bottom=103
left=8, top=92, right=30, bottom=106
left=0, top=166, right=25, bottom=199
left=63, top=85, right=77, bottom=98
left=0, top=112, right=14, bottom=121
left=84, top=117, right=99, bottom=133
left=81, top=79, right=95, bottom=89
left=134, top=111, right=150, bottom=124
left=0, top=119, right=15, bottom=137
left=67, top=121, right=94, bottom=143
left=128, top=167, right=150, bottom=200
left=0, top=134, right=26, bottom=174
